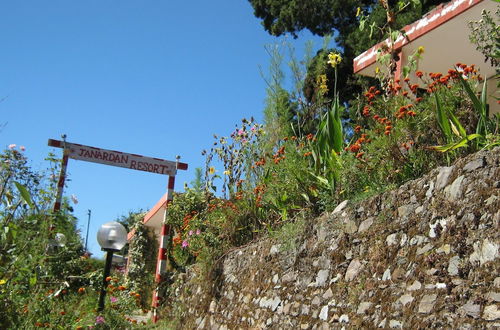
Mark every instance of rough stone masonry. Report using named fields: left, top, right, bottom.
left=163, top=147, right=499, bottom=329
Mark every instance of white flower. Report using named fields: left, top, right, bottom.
left=71, top=194, right=78, bottom=204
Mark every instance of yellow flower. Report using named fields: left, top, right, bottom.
left=208, top=167, right=215, bottom=175
left=327, top=52, right=342, bottom=68
left=356, top=7, right=361, bottom=17
left=375, top=67, right=380, bottom=74
left=417, top=46, right=425, bottom=55
left=316, top=74, right=329, bottom=94
left=223, top=170, right=231, bottom=176
left=0, top=279, right=6, bottom=285
left=316, top=74, right=327, bottom=85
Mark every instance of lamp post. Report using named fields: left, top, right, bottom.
left=96, top=221, right=127, bottom=312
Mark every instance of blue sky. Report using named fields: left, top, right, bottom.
left=1, top=1, right=324, bottom=257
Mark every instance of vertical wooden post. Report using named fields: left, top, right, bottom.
left=53, top=135, right=69, bottom=213
left=151, top=157, right=179, bottom=323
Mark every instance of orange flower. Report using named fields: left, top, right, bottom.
left=349, top=144, right=361, bottom=153
left=60, top=311, right=66, bottom=315
left=118, top=285, right=126, bottom=291
left=106, top=276, right=112, bottom=282
left=355, top=152, right=364, bottom=159
left=416, top=71, right=423, bottom=78
left=172, top=234, right=182, bottom=246
left=77, top=287, right=85, bottom=294
left=354, top=125, right=362, bottom=133
left=362, top=105, right=371, bottom=117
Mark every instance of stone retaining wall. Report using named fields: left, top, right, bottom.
left=163, top=148, right=499, bottom=329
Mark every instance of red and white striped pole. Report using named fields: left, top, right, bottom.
left=151, top=157, right=179, bottom=323
left=53, top=135, right=69, bottom=213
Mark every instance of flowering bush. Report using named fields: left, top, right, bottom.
left=0, top=147, right=154, bottom=328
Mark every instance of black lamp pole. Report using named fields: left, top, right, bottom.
left=96, top=221, right=127, bottom=312
left=97, top=249, right=116, bottom=312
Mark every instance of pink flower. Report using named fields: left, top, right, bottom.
left=95, top=316, right=105, bottom=324
left=196, top=229, right=201, bottom=235
left=251, top=126, right=256, bottom=132
left=20, top=146, right=26, bottom=151
left=238, top=129, right=244, bottom=136
left=188, top=230, right=193, bottom=236
left=110, top=296, right=118, bottom=303
left=8, top=144, right=16, bottom=150
left=181, top=240, right=189, bottom=248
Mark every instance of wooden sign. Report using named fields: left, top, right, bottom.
left=48, top=139, right=188, bottom=176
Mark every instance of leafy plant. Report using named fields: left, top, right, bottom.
left=468, top=8, right=500, bottom=68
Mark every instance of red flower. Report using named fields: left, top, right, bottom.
left=349, top=144, right=361, bottom=153
left=416, top=71, right=423, bottom=78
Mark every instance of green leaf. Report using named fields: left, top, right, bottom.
left=446, top=107, right=467, bottom=138
left=457, top=73, right=483, bottom=117
left=434, top=93, right=452, bottom=142
left=14, top=182, right=34, bottom=208
left=432, top=134, right=482, bottom=152
left=359, top=19, right=365, bottom=32
left=300, top=193, right=310, bottom=203
left=411, top=0, right=421, bottom=7
left=29, top=275, right=37, bottom=286
left=402, top=66, right=410, bottom=78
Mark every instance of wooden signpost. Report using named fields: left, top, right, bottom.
left=48, top=136, right=188, bottom=322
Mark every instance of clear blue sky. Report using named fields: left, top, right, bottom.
left=1, top=1, right=324, bottom=257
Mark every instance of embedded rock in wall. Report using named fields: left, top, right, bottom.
left=163, top=148, right=500, bottom=329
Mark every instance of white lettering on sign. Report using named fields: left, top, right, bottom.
left=47, top=139, right=186, bottom=176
